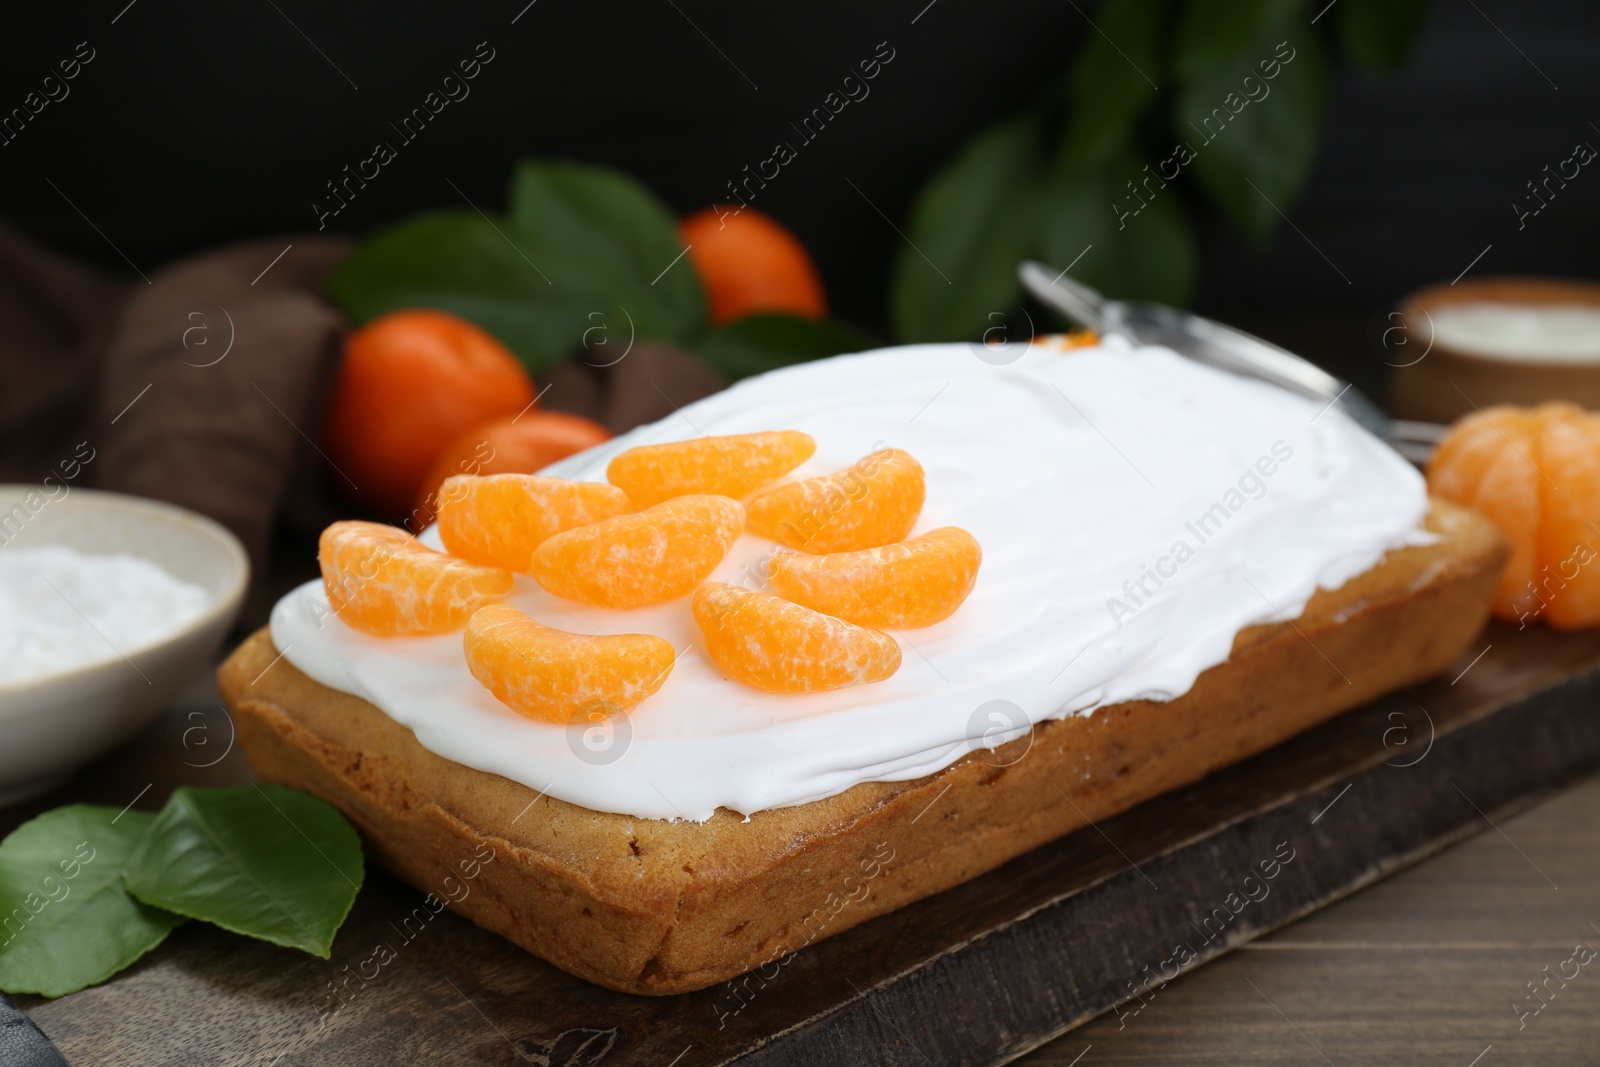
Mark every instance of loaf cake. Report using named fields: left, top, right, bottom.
left=219, top=341, right=1508, bottom=994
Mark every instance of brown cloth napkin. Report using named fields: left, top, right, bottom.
left=0, top=223, right=727, bottom=602
left=91, top=236, right=354, bottom=571
left=0, top=224, right=129, bottom=483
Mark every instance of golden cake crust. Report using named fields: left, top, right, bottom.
left=219, top=499, right=1507, bottom=995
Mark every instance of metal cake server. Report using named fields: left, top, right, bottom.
left=1018, top=261, right=1445, bottom=465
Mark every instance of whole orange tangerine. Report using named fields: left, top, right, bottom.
left=678, top=206, right=827, bottom=326
left=323, top=309, right=536, bottom=517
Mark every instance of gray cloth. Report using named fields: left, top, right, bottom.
left=0, top=992, right=70, bottom=1066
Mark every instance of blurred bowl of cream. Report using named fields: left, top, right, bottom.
left=1389, top=277, right=1600, bottom=424
left=0, top=487, right=248, bottom=804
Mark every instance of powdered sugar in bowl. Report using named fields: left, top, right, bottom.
left=0, top=487, right=248, bottom=804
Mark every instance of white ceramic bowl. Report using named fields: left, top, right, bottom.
left=0, top=487, right=248, bottom=804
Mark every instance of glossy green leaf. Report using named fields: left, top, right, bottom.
left=328, top=210, right=605, bottom=375
left=329, top=160, right=706, bottom=375
left=0, top=806, right=182, bottom=997
left=1171, top=0, right=1300, bottom=79
left=507, top=159, right=707, bottom=345
left=891, top=115, right=1046, bottom=342
left=1173, top=19, right=1327, bottom=243
left=1036, top=148, right=1196, bottom=307
left=125, top=786, right=363, bottom=958
left=698, top=314, right=879, bottom=381
left=1339, top=0, right=1432, bottom=71
left=1058, top=0, right=1172, bottom=175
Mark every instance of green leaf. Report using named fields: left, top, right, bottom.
left=1171, top=0, right=1300, bottom=79
left=1058, top=0, right=1172, bottom=175
left=328, top=210, right=600, bottom=375
left=1173, top=19, right=1328, bottom=243
left=0, top=806, right=182, bottom=997
left=698, top=315, right=879, bottom=381
left=507, top=159, right=707, bottom=345
left=1339, top=0, right=1431, bottom=71
left=891, top=115, right=1046, bottom=343
left=1036, top=148, right=1197, bottom=306
left=328, top=160, right=707, bottom=376
left=125, top=786, right=363, bottom=958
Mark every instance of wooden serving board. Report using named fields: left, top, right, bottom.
left=17, top=620, right=1600, bottom=1066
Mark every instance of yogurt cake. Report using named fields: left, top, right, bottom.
left=220, top=340, right=1508, bottom=993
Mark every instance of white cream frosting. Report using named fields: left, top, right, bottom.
left=272, top=340, right=1428, bottom=821
left=1430, top=301, right=1600, bottom=362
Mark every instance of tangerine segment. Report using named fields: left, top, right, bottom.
left=692, top=582, right=901, bottom=694
left=745, top=448, right=925, bottom=553
left=437, top=474, right=631, bottom=571
left=767, top=527, right=982, bottom=629
left=606, top=430, right=816, bottom=507
left=1427, top=412, right=1512, bottom=503
left=531, top=495, right=745, bottom=608
left=464, top=604, right=674, bottom=723
left=1534, top=404, right=1600, bottom=629
left=1428, top=406, right=1540, bottom=621
left=318, top=520, right=513, bottom=636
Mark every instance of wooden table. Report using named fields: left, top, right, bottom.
left=9, top=661, right=1600, bottom=1065
left=1017, top=773, right=1600, bottom=1066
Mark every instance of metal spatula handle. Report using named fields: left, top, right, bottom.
left=1019, top=260, right=1443, bottom=462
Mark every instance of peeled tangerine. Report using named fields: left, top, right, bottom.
left=768, top=527, right=981, bottom=629
left=746, top=448, right=925, bottom=554
left=532, top=494, right=744, bottom=608
left=319, top=520, right=512, bottom=636
left=693, top=582, right=901, bottom=694
left=606, top=430, right=815, bottom=507
left=1427, top=401, right=1600, bottom=628
left=465, top=604, right=673, bottom=722
left=437, top=474, right=631, bottom=571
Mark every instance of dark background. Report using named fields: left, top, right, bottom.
left=3, top=0, right=1598, bottom=398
